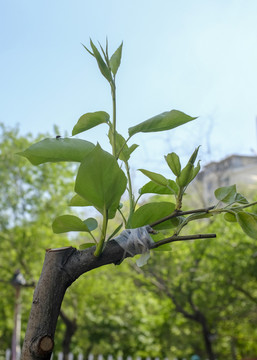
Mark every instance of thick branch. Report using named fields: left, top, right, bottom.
left=21, top=230, right=216, bottom=360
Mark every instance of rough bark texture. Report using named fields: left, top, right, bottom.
left=21, top=241, right=127, bottom=360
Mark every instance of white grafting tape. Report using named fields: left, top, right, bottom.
left=114, top=225, right=154, bottom=267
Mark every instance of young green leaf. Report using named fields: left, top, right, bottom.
left=131, top=202, right=177, bottom=230
left=153, top=244, right=173, bottom=251
left=108, top=130, right=138, bottom=161
left=110, top=42, right=123, bottom=76
left=75, top=144, right=127, bottom=219
left=89, top=39, right=113, bottom=83
left=235, top=193, right=249, bottom=204
left=128, top=110, right=197, bottom=137
left=69, top=194, right=92, bottom=207
left=165, top=152, right=181, bottom=176
left=72, top=111, right=110, bottom=136
left=139, top=180, right=178, bottom=195
left=214, top=185, right=237, bottom=203
left=176, top=163, right=194, bottom=188
left=79, top=243, right=96, bottom=250
left=139, top=169, right=169, bottom=186
left=107, top=223, right=123, bottom=241
left=52, top=215, right=98, bottom=233
left=188, top=146, right=200, bottom=165
left=17, top=138, right=95, bottom=165
left=236, top=211, right=257, bottom=239
left=189, top=160, right=201, bottom=182
left=224, top=212, right=237, bottom=222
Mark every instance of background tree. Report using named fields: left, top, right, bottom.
left=0, top=123, right=75, bottom=351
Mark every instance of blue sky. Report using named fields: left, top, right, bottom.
left=1, top=0, right=257, bottom=180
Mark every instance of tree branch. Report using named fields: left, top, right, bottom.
left=149, top=206, right=215, bottom=227
left=21, top=229, right=217, bottom=360
left=150, top=233, right=216, bottom=249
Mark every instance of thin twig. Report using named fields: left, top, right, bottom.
left=150, top=233, right=216, bottom=249
left=149, top=206, right=215, bottom=227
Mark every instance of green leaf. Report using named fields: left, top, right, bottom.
left=79, top=243, right=96, bottom=250
left=131, top=202, right=176, bottom=230
left=139, top=180, right=178, bottom=195
left=188, top=146, right=200, bottom=165
left=128, top=110, right=197, bottom=137
left=176, top=163, right=194, bottom=188
left=83, top=218, right=98, bottom=231
left=89, top=39, right=113, bottom=83
left=17, top=138, right=95, bottom=165
left=128, top=144, right=139, bottom=156
left=235, top=193, right=249, bottom=204
left=214, top=185, right=237, bottom=203
left=110, top=42, right=123, bottom=76
left=139, top=169, right=168, bottom=186
left=72, top=111, right=109, bottom=136
left=153, top=244, right=173, bottom=251
left=69, top=194, right=92, bottom=207
left=236, top=211, right=257, bottom=239
left=190, top=160, right=201, bottom=182
left=165, top=152, right=181, bottom=176
left=224, top=212, right=237, bottom=222
left=108, top=130, right=136, bottom=162
left=75, top=144, right=127, bottom=219
left=52, top=215, right=98, bottom=233
left=107, top=223, right=123, bottom=241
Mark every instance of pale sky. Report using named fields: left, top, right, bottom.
left=1, top=0, right=257, bottom=182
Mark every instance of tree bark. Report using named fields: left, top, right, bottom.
left=21, top=241, right=128, bottom=360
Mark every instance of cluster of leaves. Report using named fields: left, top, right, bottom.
left=18, top=40, right=257, bottom=259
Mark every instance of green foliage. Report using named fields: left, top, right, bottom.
left=128, top=110, right=197, bottom=137
left=74, top=144, right=127, bottom=219
left=0, top=123, right=75, bottom=350
left=17, top=138, right=94, bottom=165
left=52, top=215, right=98, bottom=234
left=17, top=39, right=257, bottom=260
left=131, top=202, right=177, bottom=230
left=72, top=111, right=110, bottom=136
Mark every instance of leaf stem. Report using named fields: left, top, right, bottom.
left=111, top=83, right=117, bottom=157
left=125, top=161, right=135, bottom=227
left=94, top=210, right=108, bottom=257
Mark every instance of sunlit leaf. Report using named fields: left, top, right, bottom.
left=131, top=202, right=176, bottom=230
left=69, top=194, right=92, bottom=207
left=224, top=212, right=237, bottom=222
left=89, top=39, right=113, bottom=82
left=108, top=130, right=137, bottom=161
left=17, top=138, right=95, bottom=165
left=139, top=169, right=168, bottom=187
left=236, top=211, right=257, bottom=239
left=176, top=163, right=194, bottom=188
left=128, top=110, right=197, bottom=137
left=75, top=144, right=127, bottom=218
left=107, top=223, right=123, bottom=241
left=139, top=180, right=178, bottom=195
left=214, top=185, right=237, bottom=203
left=52, top=215, right=98, bottom=233
left=165, top=152, right=181, bottom=176
left=235, top=193, right=249, bottom=204
left=79, top=243, right=96, bottom=250
left=110, top=42, right=123, bottom=75
left=72, top=111, right=109, bottom=136
left=153, top=244, right=173, bottom=251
